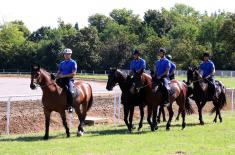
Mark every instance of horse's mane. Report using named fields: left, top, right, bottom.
left=40, top=68, right=52, bottom=80
left=116, top=69, right=127, bottom=79
left=142, top=73, right=152, bottom=85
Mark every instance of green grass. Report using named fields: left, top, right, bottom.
left=1, top=112, right=235, bottom=155
left=176, top=76, right=235, bottom=88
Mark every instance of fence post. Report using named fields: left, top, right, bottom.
left=69, top=113, right=74, bottom=129
left=232, top=89, right=234, bottom=112
left=118, top=94, right=121, bottom=125
left=113, top=93, right=117, bottom=127
left=6, top=97, right=11, bottom=134
left=104, top=70, right=106, bottom=75
left=93, top=70, right=95, bottom=75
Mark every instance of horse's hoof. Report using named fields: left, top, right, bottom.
left=155, top=126, right=158, bottom=131
left=175, top=118, right=179, bottom=122
left=43, top=135, right=49, bottom=140
left=200, top=121, right=204, bottom=125
left=213, top=119, right=217, bottom=123
left=77, top=131, right=84, bottom=137
left=132, top=125, right=136, bottom=130
left=66, top=133, right=70, bottom=138
left=166, top=128, right=170, bottom=131
left=127, top=130, right=132, bottom=134
left=163, top=119, right=167, bottom=122
left=220, top=119, right=222, bottom=123
left=182, top=124, right=186, bottom=130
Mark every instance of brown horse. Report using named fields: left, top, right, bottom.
left=30, top=64, right=93, bottom=139
left=133, top=72, right=193, bottom=131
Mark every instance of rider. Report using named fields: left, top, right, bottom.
left=129, top=49, right=146, bottom=77
left=166, top=54, right=176, bottom=80
left=199, top=51, right=216, bottom=100
left=154, top=48, right=171, bottom=106
left=56, top=48, right=77, bottom=113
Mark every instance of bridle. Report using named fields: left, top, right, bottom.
left=31, top=70, right=55, bottom=88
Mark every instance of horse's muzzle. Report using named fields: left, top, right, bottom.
left=106, top=86, right=113, bottom=91
left=30, top=83, right=36, bottom=90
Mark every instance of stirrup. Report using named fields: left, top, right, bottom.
left=68, top=106, right=73, bottom=113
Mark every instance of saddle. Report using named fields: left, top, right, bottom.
left=55, top=78, right=80, bottom=101
left=153, top=82, right=176, bottom=97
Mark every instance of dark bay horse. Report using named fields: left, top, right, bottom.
left=133, top=72, right=194, bottom=131
left=30, top=65, right=93, bottom=139
left=106, top=69, right=146, bottom=133
left=187, top=66, right=227, bottom=124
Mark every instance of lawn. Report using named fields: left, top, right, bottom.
left=0, top=112, right=235, bottom=155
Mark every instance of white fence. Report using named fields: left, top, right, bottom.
left=0, top=89, right=234, bottom=135
left=0, top=91, right=122, bottom=135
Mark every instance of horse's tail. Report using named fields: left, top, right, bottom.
left=210, top=81, right=227, bottom=113
left=183, top=83, right=194, bottom=115
left=87, top=84, right=93, bottom=111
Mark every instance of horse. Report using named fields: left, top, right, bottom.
left=187, top=66, right=227, bottom=124
left=106, top=68, right=146, bottom=133
left=30, top=64, right=93, bottom=139
left=132, top=71, right=194, bottom=131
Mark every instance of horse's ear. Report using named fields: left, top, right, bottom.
left=31, top=64, right=40, bottom=71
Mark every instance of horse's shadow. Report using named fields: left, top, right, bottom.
left=0, top=122, right=208, bottom=141
left=0, top=134, right=61, bottom=142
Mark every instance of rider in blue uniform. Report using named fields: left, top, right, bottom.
left=199, top=52, right=216, bottom=100
left=56, top=48, right=77, bottom=113
left=166, top=54, right=176, bottom=80
left=154, top=48, right=171, bottom=106
left=129, top=49, right=146, bottom=76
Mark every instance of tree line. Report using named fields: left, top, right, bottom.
left=0, top=3, right=235, bottom=71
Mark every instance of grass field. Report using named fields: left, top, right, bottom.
left=0, top=112, right=235, bottom=155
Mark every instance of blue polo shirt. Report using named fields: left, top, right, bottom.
left=155, top=57, right=171, bottom=77
left=130, top=58, right=146, bottom=72
left=199, top=60, right=215, bottom=77
left=169, top=62, right=176, bottom=75
left=59, top=59, right=77, bottom=75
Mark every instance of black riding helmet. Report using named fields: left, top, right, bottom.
left=158, top=48, right=166, bottom=54
left=133, top=49, right=141, bottom=55
left=166, top=54, right=172, bottom=60
left=203, top=51, right=210, bottom=57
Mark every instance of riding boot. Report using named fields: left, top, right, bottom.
left=161, top=87, right=170, bottom=107
left=67, top=91, right=73, bottom=113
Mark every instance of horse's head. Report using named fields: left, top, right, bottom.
left=131, top=69, right=150, bottom=94
left=187, top=65, right=200, bottom=83
left=30, top=64, right=42, bottom=89
left=106, top=68, right=126, bottom=91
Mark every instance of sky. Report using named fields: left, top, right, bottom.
left=0, top=0, right=235, bottom=32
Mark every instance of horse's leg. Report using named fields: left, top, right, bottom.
left=152, top=103, right=158, bottom=131
left=123, top=105, right=130, bottom=131
left=175, top=107, right=181, bottom=121
left=60, top=111, right=70, bottom=137
left=128, top=106, right=134, bottom=133
left=196, top=101, right=204, bottom=125
left=147, top=104, right=153, bottom=131
left=76, top=104, right=85, bottom=136
left=162, top=106, right=166, bottom=122
left=157, top=106, right=161, bottom=123
left=218, top=109, right=222, bottom=123
left=138, top=105, right=144, bottom=131
left=43, top=110, right=51, bottom=140
left=166, top=104, right=174, bottom=131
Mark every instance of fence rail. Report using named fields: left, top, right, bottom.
left=0, top=91, right=122, bottom=135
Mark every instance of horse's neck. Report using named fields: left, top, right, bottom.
left=40, top=71, right=61, bottom=93
left=118, top=79, right=130, bottom=93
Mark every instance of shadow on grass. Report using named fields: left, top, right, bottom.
left=0, top=133, right=64, bottom=142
